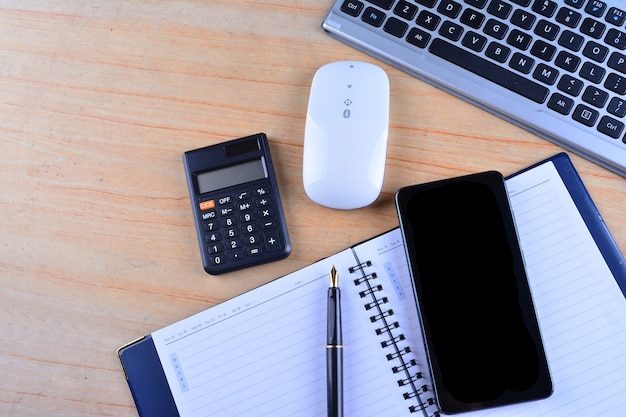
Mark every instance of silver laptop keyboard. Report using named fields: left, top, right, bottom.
left=323, top=0, right=626, bottom=176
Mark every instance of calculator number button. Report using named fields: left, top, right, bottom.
left=246, top=234, right=261, bottom=245
left=203, top=221, right=219, bottom=232
left=241, top=212, right=255, bottom=223
left=208, top=243, right=224, bottom=255
left=222, top=217, right=237, bottom=227
left=243, top=223, right=257, bottom=234
left=205, top=232, right=222, bottom=243
left=225, top=228, right=239, bottom=238
left=210, top=254, right=227, bottom=266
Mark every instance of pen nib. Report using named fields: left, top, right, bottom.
left=330, top=266, right=339, bottom=288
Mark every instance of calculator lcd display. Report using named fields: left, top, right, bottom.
left=196, top=158, right=267, bottom=194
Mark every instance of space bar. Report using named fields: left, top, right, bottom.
left=429, top=38, right=549, bottom=104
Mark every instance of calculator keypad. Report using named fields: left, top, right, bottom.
left=198, top=184, right=286, bottom=269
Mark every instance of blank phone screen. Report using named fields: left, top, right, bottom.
left=396, top=172, right=552, bottom=414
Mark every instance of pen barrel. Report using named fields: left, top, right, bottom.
left=327, top=345, right=343, bottom=417
left=327, top=286, right=343, bottom=417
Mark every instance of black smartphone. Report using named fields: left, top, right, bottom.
left=395, top=171, right=552, bottom=414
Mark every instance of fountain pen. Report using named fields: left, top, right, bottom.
left=327, top=266, right=343, bottom=417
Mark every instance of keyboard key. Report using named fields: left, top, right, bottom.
left=483, top=18, right=509, bottom=40
left=565, top=0, right=585, bottom=9
left=429, top=38, right=549, bottom=103
left=608, top=51, right=626, bottom=73
left=362, top=6, right=386, bottom=27
left=394, top=0, right=418, bottom=20
left=531, top=40, right=556, bottom=61
left=580, top=61, right=606, bottom=83
left=558, top=74, right=584, bottom=96
left=438, top=0, right=462, bottom=18
left=586, top=0, right=607, bottom=17
left=341, top=0, right=364, bottom=16
left=598, top=115, right=625, bottom=138
left=462, top=31, right=488, bottom=52
left=507, top=29, right=533, bottom=50
left=511, top=9, right=536, bottom=30
left=548, top=93, right=574, bottom=115
left=416, top=0, right=437, bottom=7
left=417, top=10, right=441, bottom=30
left=487, top=0, right=512, bottom=19
left=384, top=16, right=409, bottom=37
left=608, top=97, right=626, bottom=117
left=465, top=0, right=488, bottom=8
left=460, top=8, right=485, bottom=29
left=510, top=52, right=535, bottom=74
left=486, top=42, right=511, bottom=62
left=532, top=0, right=558, bottom=18
left=534, top=19, right=560, bottom=41
left=533, top=63, right=559, bottom=85
left=439, top=21, right=464, bottom=41
left=606, top=7, right=626, bottom=26
left=582, top=85, right=609, bottom=107
left=555, top=50, right=581, bottom=72
left=605, top=73, right=626, bottom=94
left=556, top=7, right=582, bottom=28
left=368, top=0, right=394, bottom=10
left=407, top=27, right=431, bottom=48
left=580, top=18, right=606, bottom=39
left=573, top=104, right=599, bottom=126
left=605, top=28, right=626, bottom=50
left=583, top=41, right=609, bottom=62
left=558, top=30, right=584, bottom=52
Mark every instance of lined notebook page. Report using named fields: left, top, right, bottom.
left=465, top=161, right=626, bottom=416
left=152, top=229, right=430, bottom=416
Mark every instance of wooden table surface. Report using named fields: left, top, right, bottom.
left=1, top=1, right=624, bottom=416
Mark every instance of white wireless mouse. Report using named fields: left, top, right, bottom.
left=303, top=61, right=390, bottom=210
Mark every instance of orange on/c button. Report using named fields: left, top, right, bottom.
left=199, top=200, right=215, bottom=211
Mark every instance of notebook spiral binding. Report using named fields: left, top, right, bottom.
left=349, top=255, right=440, bottom=417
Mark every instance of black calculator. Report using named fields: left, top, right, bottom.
left=183, top=133, right=291, bottom=275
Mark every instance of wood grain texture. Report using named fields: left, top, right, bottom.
left=0, top=1, right=624, bottom=416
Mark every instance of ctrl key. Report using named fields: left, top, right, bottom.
left=597, top=115, right=625, bottom=139
left=263, top=231, right=283, bottom=252
left=341, top=0, right=364, bottom=17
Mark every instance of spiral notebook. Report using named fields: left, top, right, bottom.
left=119, top=153, right=626, bottom=417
